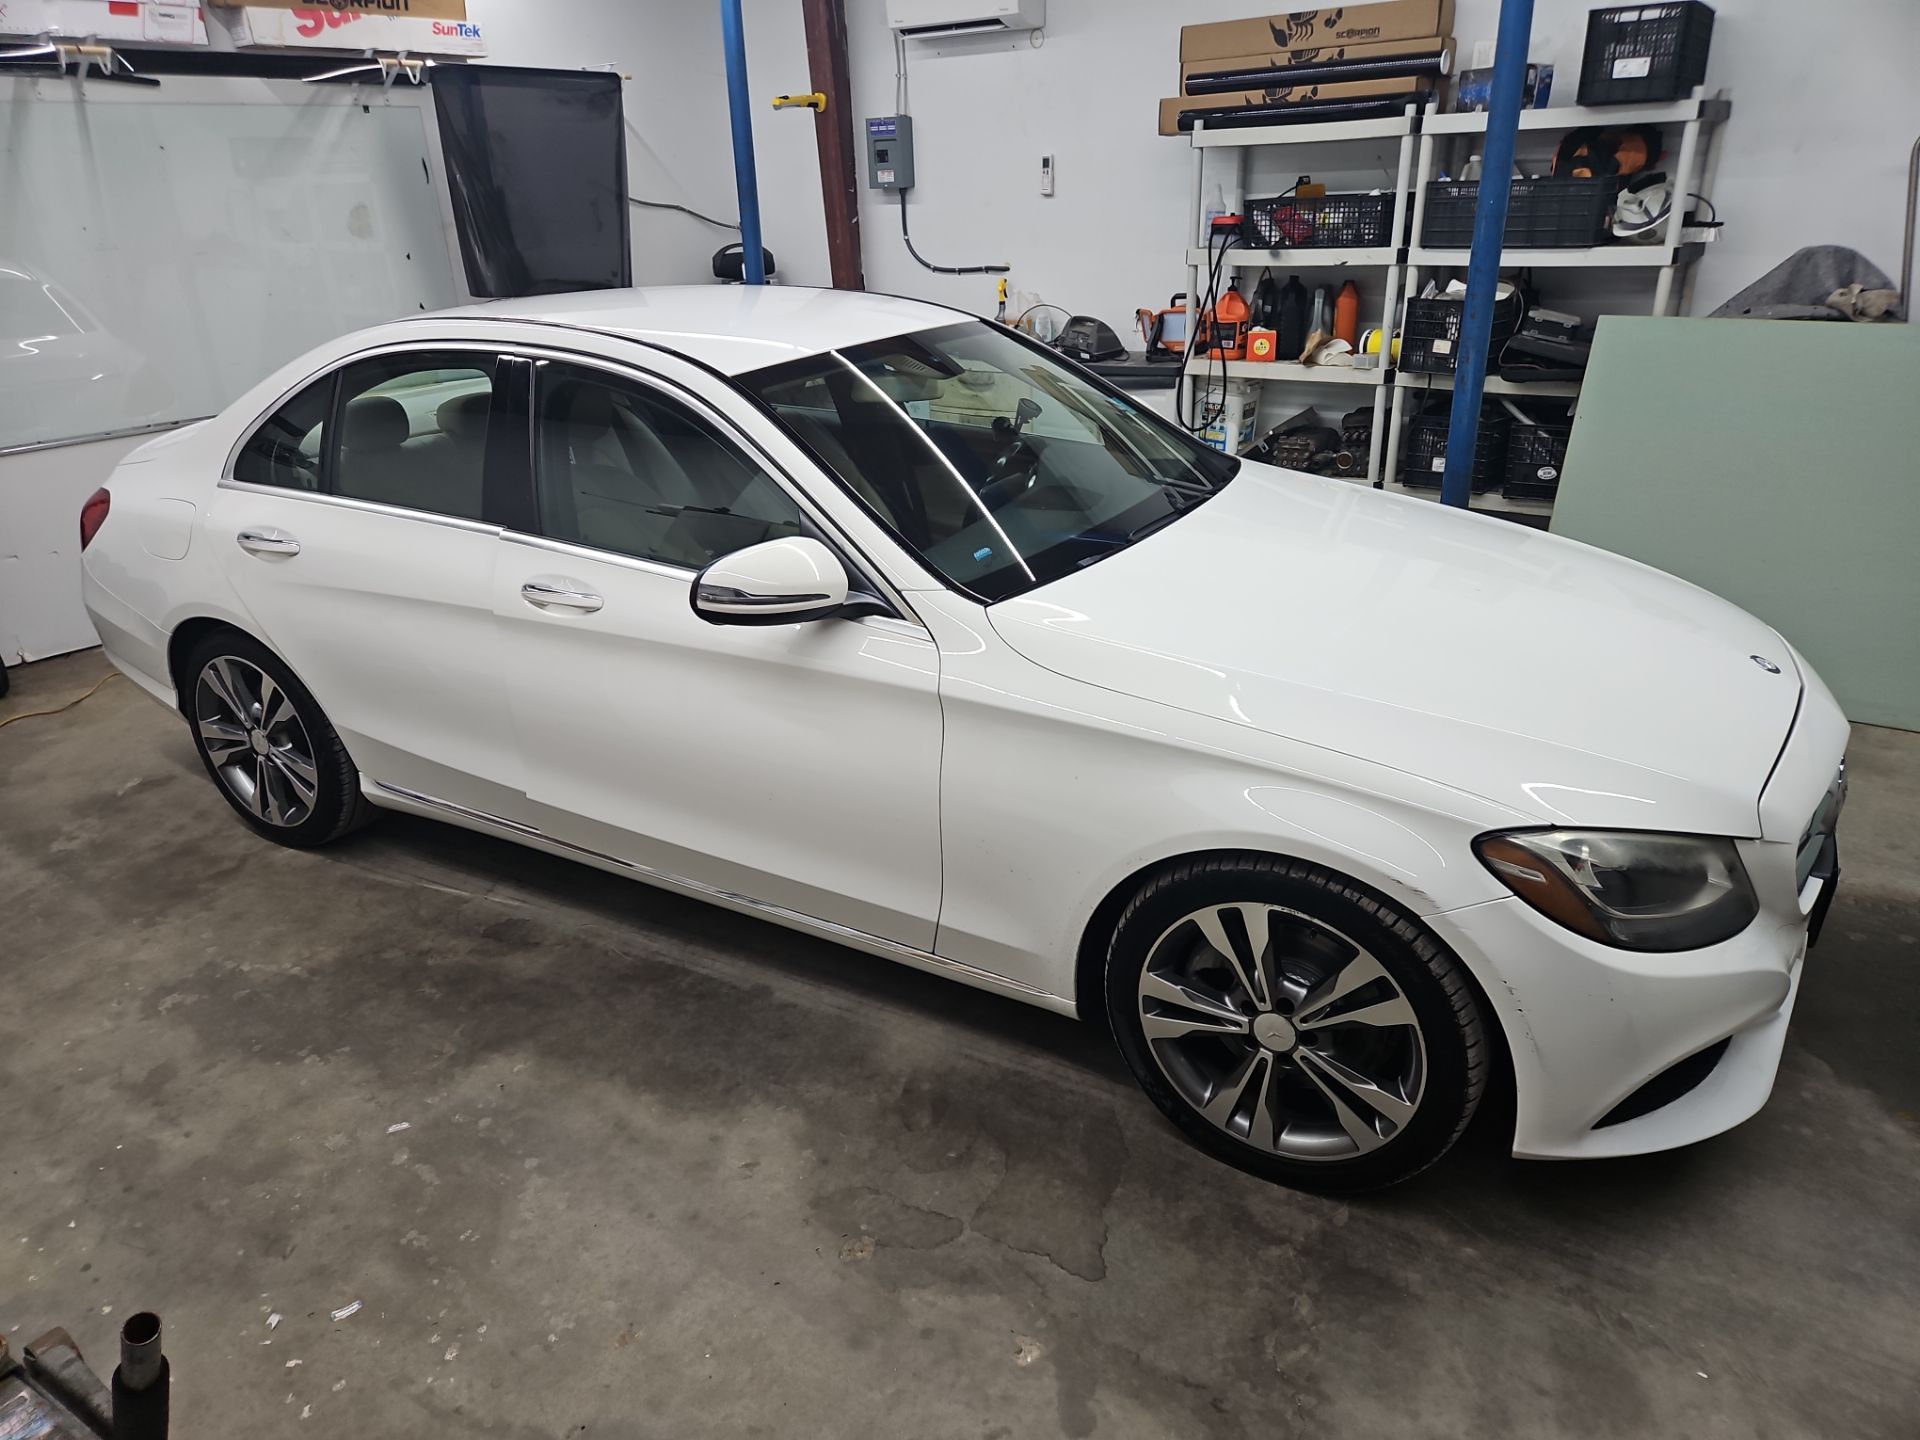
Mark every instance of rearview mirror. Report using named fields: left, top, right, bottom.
left=692, top=536, right=849, bottom=626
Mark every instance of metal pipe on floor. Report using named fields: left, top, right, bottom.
left=1439, top=0, right=1535, bottom=508
left=111, top=1311, right=169, bottom=1440
left=720, top=0, right=767, bottom=285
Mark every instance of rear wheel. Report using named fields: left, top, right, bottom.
left=183, top=630, right=371, bottom=847
left=1105, top=856, right=1487, bottom=1191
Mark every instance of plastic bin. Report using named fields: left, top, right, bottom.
left=1504, top=411, right=1574, bottom=500
left=1579, top=2, right=1715, bottom=106
left=1400, top=402, right=1510, bottom=493
left=1399, top=290, right=1525, bottom=374
left=1421, top=178, right=1615, bottom=249
left=1242, top=191, right=1396, bottom=250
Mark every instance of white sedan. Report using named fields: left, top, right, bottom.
left=78, top=286, right=1848, bottom=1189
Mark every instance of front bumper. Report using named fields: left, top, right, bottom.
left=1431, top=652, right=1849, bottom=1162
left=1427, top=881, right=1817, bottom=1161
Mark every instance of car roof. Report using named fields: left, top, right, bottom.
left=434, top=285, right=968, bottom=376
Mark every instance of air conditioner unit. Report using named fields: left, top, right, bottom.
left=886, top=0, right=1044, bottom=41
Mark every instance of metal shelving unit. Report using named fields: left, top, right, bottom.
left=1180, top=88, right=1730, bottom=514
left=1182, top=105, right=1420, bottom=485
left=1382, top=89, right=1731, bottom=506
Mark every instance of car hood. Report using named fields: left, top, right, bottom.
left=987, top=463, right=1800, bottom=837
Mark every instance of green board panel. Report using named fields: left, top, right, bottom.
left=1552, top=317, right=1920, bottom=731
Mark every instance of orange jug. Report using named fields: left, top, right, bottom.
left=1207, top=282, right=1251, bottom=361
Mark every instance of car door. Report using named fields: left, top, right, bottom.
left=212, top=344, right=532, bottom=819
left=491, top=353, right=943, bottom=950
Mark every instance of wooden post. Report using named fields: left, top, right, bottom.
left=802, top=0, right=864, bottom=290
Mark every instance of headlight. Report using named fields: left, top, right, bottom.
left=1473, top=829, right=1759, bottom=952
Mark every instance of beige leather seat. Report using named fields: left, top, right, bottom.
left=334, top=391, right=487, bottom=521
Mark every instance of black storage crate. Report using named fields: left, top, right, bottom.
left=1504, top=411, right=1574, bottom=500
left=1579, top=2, right=1715, bottom=106
left=1243, top=191, right=1396, bottom=250
left=1421, top=178, right=1614, bottom=249
left=1400, top=290, right=1524, bottom=374
left=1401, top=403, right=1510, bottom=493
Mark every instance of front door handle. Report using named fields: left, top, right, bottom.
left=521, top=579, right=605, bottom=613
left=237, top=528, right=301, bottom=557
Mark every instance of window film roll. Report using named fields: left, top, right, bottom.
left=432, top=65, right=631, bottom=298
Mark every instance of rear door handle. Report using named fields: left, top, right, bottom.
left=521, top=578, right=604, bottom=613
left=236, top=528, right=301, bottom=557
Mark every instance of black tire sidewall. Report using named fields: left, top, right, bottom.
left=182, top=630, right=356, bottom=847
left=1105, top=858, right=1482, bottom=1192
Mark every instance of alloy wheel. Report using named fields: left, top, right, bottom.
left=1135, top=902, right=1427, bottom=1160
left=195, top=655, right=320, bottom=828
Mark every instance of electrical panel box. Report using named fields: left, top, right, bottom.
left=865, top=115, right=915, bottom=191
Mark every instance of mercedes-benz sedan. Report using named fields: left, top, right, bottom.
left=78, top=287, right=1847, bottom=1189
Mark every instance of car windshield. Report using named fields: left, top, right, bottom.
left=738, top=321, right=1237, bottom=602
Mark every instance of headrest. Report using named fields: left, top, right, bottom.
left=437, top=390, right=492, bottom=444
left=559, top=383, right=615, bottom=430
left=342, top=395, right=409, bottom=452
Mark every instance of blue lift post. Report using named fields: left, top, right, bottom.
left=720, top=0, right=767, bottom=285
left=1439, top=0, right=1536, bottom=507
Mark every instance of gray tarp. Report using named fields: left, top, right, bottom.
left=1709, top=245, right=1902, bottom=321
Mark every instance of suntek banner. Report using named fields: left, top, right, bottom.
left=209, top=4, right=485, bottom=52
left=206, top=0, right=468, bottom=18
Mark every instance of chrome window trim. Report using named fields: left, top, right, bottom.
left=498, top=529, right=930, bottom=638
left=215, top=477, right=506, bottom=537
left=500, top=528, right=695, bottom=582
left=367, top=779, right=1059, bottom=1004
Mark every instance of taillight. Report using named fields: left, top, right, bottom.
left=79, top=487, right=111, bottom=550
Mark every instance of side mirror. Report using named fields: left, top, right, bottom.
left=692, top=536, right=849, bottom=626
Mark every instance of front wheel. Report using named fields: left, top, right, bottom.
left=1105, top=856, right=1488, bottom=1191
left=183, top=630, right=372, bottom=848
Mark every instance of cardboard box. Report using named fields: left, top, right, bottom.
left=1159, top=76, right=1428, bottom=135
left=0, top=0, right=209, bottom=45
left=205, top=0, right=467, bottom=15
left=1181, top=1, right=1454, bottom=63
left=207, top=4, right=485, bottom=53
left=1180, top=36, right=1453, bottom=94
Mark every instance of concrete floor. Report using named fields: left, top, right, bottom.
left=2, top=649, right=1917, bottom=1439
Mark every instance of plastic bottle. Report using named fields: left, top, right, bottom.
left=1308, top=285, right=1329, bottom=338
left=1204, top=180, right=1228, bottom=231
left=1334, top=279, right=1360, bottom=347
left=1462, top=154, right=1483, bottom=182
left=1252, top=272, right=1281, bottom=330
left=1276, top=275, right=1309, bottom=360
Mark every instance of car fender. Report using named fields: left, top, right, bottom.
left=909, top=591, right=1523, bottom=1004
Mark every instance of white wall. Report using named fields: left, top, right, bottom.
left=748, top=0, right=1920, bottom=320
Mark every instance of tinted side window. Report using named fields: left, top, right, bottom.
left=332, top=353, right=497, bottom=521
left=234, top=376, right=331, bottom=491
left=535, top=363, right=803, bottom=569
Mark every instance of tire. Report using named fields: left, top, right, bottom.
left=1105, top=855, right=1487, bottom=1192
left=182, top=629, right=373, bottom=848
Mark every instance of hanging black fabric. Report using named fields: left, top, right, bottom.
left=431, top=65, right=631, bottom=298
